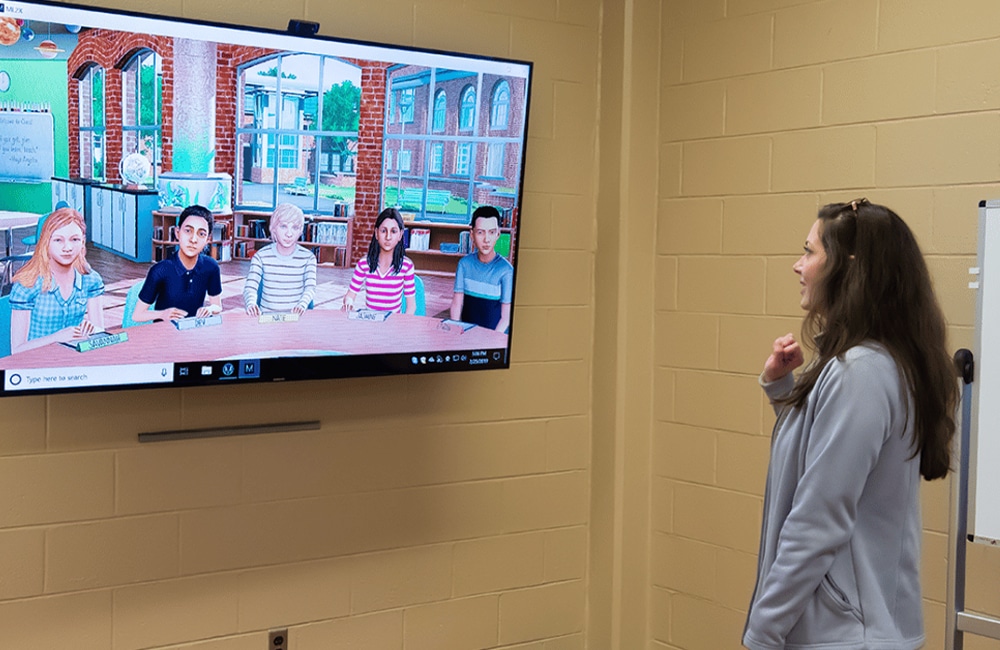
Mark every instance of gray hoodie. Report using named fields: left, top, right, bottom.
left=743, top=343, right=924, bottom=650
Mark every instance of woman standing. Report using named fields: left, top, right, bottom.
left=743, top=199, right=958, bottom=650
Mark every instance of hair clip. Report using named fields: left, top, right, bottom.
left=849, top=198, right=869, bottom=212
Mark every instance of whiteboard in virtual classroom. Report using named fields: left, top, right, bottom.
left=0, top=111, right=55, bottom=184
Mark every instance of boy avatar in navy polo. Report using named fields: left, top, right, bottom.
left=132, top=205, right=223, bottom=323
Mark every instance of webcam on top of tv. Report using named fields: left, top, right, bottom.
left=287, top=19, right=320, bottom=37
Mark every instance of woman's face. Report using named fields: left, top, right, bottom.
left=376, top=218, right=402, bottom=253
left=47, top=223, right=86, bottom=269
left=793, top=219, right=826, bottom=311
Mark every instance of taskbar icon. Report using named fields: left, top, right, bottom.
left=173, top=358, right=261, bottom=382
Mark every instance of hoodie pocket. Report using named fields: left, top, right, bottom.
left=785, top=575, right=864, bottom=646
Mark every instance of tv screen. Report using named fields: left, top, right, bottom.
left=0, top=0, right=531, bottom=396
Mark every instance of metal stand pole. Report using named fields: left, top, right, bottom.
left=946, top=348, right=974, bottom=650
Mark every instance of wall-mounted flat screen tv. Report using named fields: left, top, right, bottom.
left=0, top=0, right=530, bottom=396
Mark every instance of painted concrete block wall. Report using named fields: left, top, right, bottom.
left=0, top=0, right=598, bottom=647
left=654, top=0, right=1000, bottom=648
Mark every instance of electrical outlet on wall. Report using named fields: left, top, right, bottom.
left=268, top=628, right=288, bottom=650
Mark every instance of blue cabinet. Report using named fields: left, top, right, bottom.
left=51, top=177, right=95, bottom=233
left=90, top=184, right=157, bottom=263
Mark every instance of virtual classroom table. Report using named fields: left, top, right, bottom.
left=0, top=309, right=508, bottom=370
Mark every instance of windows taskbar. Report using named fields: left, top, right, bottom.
left=0, top=349, right=510, bottom=395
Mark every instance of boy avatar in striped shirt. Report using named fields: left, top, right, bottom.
left=242, top=203, right=317, bottom=315
left=342, top=207, right=416, bottom=314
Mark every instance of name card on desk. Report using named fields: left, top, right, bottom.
left=258, top=312, right=300, bottom=324
left=440, top=319, right=475, bottom=333
left=60, top=331, right=129, bottom=352
left=348, top=309, right=390, bottom=322
left=173, top=315, right=223, bottom=330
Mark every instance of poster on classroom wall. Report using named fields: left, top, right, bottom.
left=0, top=108, right=54, bottom=183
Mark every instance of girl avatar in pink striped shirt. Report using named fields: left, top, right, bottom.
left=342, top=207, right=416, bottom=314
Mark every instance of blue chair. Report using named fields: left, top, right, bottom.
left=22, top=201, right=69, bottom=251
left=401, top=274, right=426, bottom=316
left=122, top=281, right=153, bottom=328
left=0, top=294, right=11, bottom=358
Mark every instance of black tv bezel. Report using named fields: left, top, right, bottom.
left=0, top=0, right=532, bottom=398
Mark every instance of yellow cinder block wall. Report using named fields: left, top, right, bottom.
left=0, top=0, right=598, bottom=648
left=8, top=0, right=1000, bottom=648
left=653, top=0, right=1000, bottom=648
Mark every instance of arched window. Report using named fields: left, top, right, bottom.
left=430, top=142, right=443, bottom=174
left=236, top=54, right=362, bottom=212
left=398, top=88, right=415, bottom=123
left=459, top=86, right=476, bottom=131
left=121, top=49, right=162, bottom=183
left=490, top=80, right=510, bottom=130
left=455, top=142, right=472, bottom=176
left=486, top=142, right=505, bottom=177
left=77, top=64, right=106, bottom=180
left=432, top=90, right=446, bottom=132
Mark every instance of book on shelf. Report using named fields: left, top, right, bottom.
left=208, top=244, right=221, bottom=261
left=408, top=228, right=430, bottom=251
left=319, top=222, right=347, bottom=245
left=303, top=221, right=347, bottom=246
left=248, top=219, right=268, bottom=239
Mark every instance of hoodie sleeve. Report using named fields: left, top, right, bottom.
left=760, top=371, right=795, bottom=416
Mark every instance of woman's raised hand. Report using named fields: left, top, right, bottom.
left=763, top=333, right=803, bottom=383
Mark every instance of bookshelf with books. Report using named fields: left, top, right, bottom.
left=403, top=220, right=513, bottom=277
left=233, top=209, right=353, bottom=267
left=151, top=210, right=234, bottom=263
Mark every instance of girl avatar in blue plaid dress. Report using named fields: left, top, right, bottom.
left=9, top=207, right=105, bottom=355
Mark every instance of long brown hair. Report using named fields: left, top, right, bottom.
left=367, top=207, right=406, bottom=274
left=13, top=207, right=92, bottom=292
left=783, top=199, right=957, bottom=480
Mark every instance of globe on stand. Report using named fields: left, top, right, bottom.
left=119, top=153, right=152, bottom=188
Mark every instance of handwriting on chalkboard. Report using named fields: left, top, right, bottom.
left=0, top=112, right=54, bottom=183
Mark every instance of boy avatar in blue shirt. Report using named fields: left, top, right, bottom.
left=450, top=206, right=513, bottom=332
left=132, top=204, right=223, bottom=323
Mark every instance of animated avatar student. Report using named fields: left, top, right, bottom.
left=9, top=207, right=105, bottom=354
left=132, top=204, right=223, bottom=323
left=450, top=205, right=513, bottom=332
left=242, top=203, right=317, bottom=315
